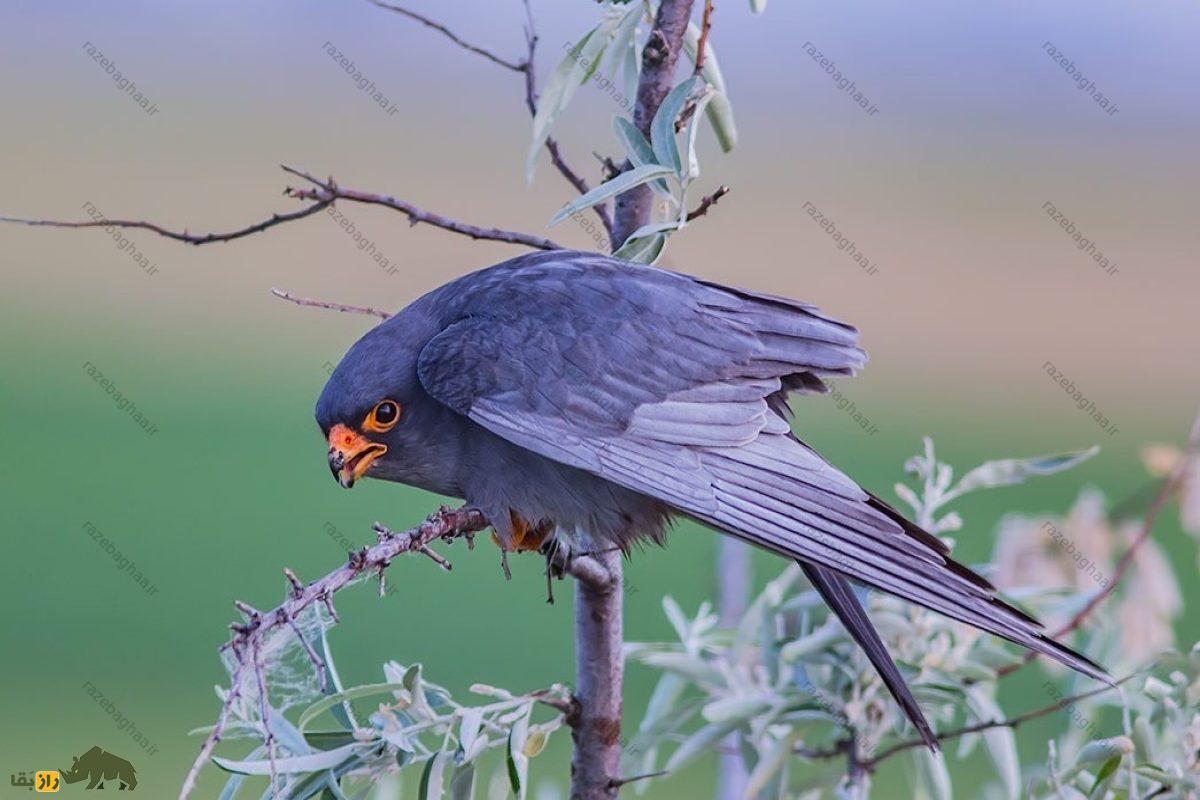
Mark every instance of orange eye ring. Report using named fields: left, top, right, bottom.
left=363, top=399, right=401, bottom=433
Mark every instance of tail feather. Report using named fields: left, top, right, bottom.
left=696, top=434, right=1112, bottom=686
left=800, top=562, right=938, bottom=752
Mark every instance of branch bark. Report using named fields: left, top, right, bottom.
left=562, top=4, right=699, bottom=796
left=716, top=537, right=751, bottom=800
left=572, top=549, right=624, bottom=800
left=1, top=165, right=562, bottom=251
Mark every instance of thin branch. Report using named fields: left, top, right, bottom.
left=685, top=185, right=730, bottom=221
left=270, top=288, right=392, bottom=320
left=858, top=672, right=1139, bottom=769
left=997, top=412, right=1200, bottom=678
left=178, top=657, right=249, bottom=800
left=693, top=0, right=715, bottom=76
left=2, top=165, right=560, bottom=251
left=179, top=506, right=489, bottom=799
left=365, top=0, right=526, bottom=71
left=0, top=200, right=332, bottom=246
left=282, top=166, right=563, bottom=250
left=609, top=770, right=669, bottom=789
left=363, top=0, right=613, bottom=239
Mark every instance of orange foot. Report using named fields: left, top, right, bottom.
left=491, top=511, right=553, bottom=553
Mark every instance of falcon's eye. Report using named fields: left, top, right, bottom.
left=364, top=400, right=401, bottom=433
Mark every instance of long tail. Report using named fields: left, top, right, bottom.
left=801, top=561, right=938, bottom=751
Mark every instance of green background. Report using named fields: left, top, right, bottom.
left=2, top=323, right=1194, bottom=796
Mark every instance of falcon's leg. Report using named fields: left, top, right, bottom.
left=799, top=561, right=938, bottom=752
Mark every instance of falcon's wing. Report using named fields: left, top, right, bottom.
left=416, top=255, right=1106, bottom=682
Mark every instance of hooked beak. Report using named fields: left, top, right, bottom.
left=327, top=423, right=387, bottom=489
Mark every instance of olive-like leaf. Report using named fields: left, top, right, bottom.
left=212, top=742, right=362, bottom=776
left=952, top=446, right=1099, bottom=496
left=548, top=164, right=674, bottom=228
left=649, top=76, right=701, bottom=175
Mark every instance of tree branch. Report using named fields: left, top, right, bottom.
left=178, top=504, right=615, bottom=799
left=365, top=0, right=527, bottom=72
left=2, top=165, right=561, bottom=251
left=693, top=0, right=715, bottom=76
left=686, top=185, right=730, bottom=221
left=857, top=671, right=1139, bottom=770
left=270, top=288, right=393, bottom=320
left=363, top=0, right=613, bottom=238
left=281, top=166, right=564, bottom=250
left=0, top=199, right=333, bottom=246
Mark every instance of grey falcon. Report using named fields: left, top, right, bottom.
left=316, top=249, right=1109, bottom=749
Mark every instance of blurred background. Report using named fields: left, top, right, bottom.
left=1, top=0, right=1197, bottom=796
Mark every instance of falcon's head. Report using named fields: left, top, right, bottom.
left=314, top=319, right=455, bottom=491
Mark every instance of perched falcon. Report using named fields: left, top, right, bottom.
left=317, top=250, right=1107, bottom=749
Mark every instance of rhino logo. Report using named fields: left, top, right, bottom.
left=60, top=746, right=137, bottom=790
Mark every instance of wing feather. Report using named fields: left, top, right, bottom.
left=416, top=252, right=1106, bottom=682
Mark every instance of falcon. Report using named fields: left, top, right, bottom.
left=316, top=250, right=1107, bottom=748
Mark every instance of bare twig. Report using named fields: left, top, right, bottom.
left=0, top=200, right=332, bottom=246
left=858, top=671, right=1139, bottom=769
left=178, top=658, right=249, bottom=800
left=693, top=0, right=715, bottom=76
left=685, top=185, right=730, bottom=221
left=281, top=166, right=563, bottom=250
left=270, top=288, right=392, bottom=320
left=252, top=637, right=280, bottom=798
left=179, top=506, right=491, bottom=800
left=365, top=0, right=526, bottom=71
left=364, top=0, right=613, bottom=239
left=609, top=770, right=669, bottom=789
left=3, top=164, right=560, bottom=251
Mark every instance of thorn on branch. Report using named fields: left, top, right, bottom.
left=282, top=567, right=305, bottom=597
left=416, top=544, right=453, bottom=571
left=685, top=185, right=730, bottom=222
left=271, top=288, right=392, bottom=320
left=609, top=770, right=668, bottom=789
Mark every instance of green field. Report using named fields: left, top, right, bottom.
left=2, top=323, right=1194, bottom=799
